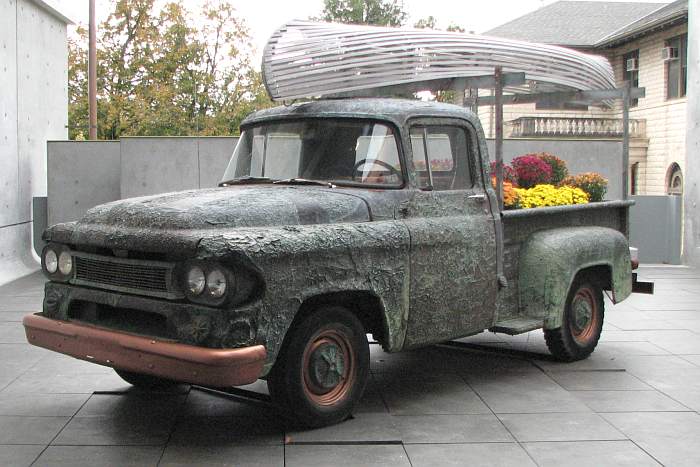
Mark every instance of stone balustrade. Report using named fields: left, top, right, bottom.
left=507, top=117, right=646, bottom=138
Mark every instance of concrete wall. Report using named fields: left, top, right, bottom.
left=630, top=195, right=683, bottom=264
left=683, top=0, right=699, bottom=267
left=47, top=137, right=238, bottom=226
left=486, top=138, right=624, bottom=200
left=0, top=0, right=69, bottom=285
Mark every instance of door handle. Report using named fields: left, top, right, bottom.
left=467, top=194, right=487, bottom=201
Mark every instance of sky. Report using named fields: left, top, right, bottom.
left=58, top=0, right=669, bottom=67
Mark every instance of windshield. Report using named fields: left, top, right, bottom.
left=221, top=119, right=403, bottom=187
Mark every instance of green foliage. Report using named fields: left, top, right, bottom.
left=561, top=173, right=608, bottom=202
left=414, top=16, right=436, bottom=29
left=535, top=152, right=569, bottom=185
left=446, top=23, right=465, bottom=33
left=68, top=0, right=272, bottom=140
left=319, top=0, right=407, bottom=26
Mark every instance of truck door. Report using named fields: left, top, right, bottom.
left=401, top=120, right=498, bottom=348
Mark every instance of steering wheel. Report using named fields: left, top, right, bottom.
left=352, top=159, right=402, bottom=181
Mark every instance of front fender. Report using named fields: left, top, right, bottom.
left=518, top=226, right=632, bottom=329
left=196, top=221, right=411, bottom=369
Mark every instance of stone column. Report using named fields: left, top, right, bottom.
left=684, top=0, right=700, bottom=266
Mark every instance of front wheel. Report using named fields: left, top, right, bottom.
left=267, top=305, right=369, bottom=428
left=544, top=272, right=604, bottom=361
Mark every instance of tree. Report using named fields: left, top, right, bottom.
left=446, top=23, right=465, bottom=33
left=413, top=16, right=436, bottom=29
left=319, top=0, right=407, bottom=26
left=68, top=0, right=271, bottom=140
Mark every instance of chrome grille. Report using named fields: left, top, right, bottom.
left=74, top=255, right=173, bottom=297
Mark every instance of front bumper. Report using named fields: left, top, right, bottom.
left=23, top=314, right=266, bottom=387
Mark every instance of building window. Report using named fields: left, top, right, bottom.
left=623, top=50, right=639, bottom=107
left=665, top=34, right=687, bottom=99
left=667, top=163, right=683, bottom=195
left=630, top=162, right=639, bottom=195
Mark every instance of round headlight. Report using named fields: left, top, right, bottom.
left=44, top=249, right=58, bottom=274
left=187, top=266, right=206, bottom=295
left=206, top=269, right=227, bottom=298
left=58, top=251, right=73, bottom=275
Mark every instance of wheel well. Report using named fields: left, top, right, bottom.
left=577, top=264, right=612, bottom=291
left=294, top=291, right=387, bottom=347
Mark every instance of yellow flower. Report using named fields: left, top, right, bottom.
left=514, top=184, right=588, bottom=209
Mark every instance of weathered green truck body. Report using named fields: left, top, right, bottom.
left=24, top=98, right=647, bottom=426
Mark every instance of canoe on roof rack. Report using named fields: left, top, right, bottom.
left=262, top=20, right=616, bottom=101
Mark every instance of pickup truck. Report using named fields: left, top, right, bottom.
left=24, top=98, right=650, bottom=427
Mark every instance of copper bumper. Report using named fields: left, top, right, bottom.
left=23, top=314, right=266, bottom=387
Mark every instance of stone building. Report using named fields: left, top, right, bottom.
left=0, top=0, right=72, bottom=285
left=485, top=0, right=689, bottom=197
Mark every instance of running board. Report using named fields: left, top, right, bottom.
left=489, top=317, right=542, bottom=335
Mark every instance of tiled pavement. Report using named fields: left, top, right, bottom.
left=1, top=267, right=699, bottom=466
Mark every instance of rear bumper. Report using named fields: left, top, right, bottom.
left=23, top=314, right=266, bottom=387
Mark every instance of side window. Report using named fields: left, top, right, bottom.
left=409, top=125, right=473, bottom=190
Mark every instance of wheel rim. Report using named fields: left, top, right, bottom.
left=302, top=328, right=355, bottom=406
left=569, top=286, right=599, bottom=346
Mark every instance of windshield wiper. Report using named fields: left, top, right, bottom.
left=273, top=178, right=336, bottom=188
left=219, top=176, right=274, bottom=187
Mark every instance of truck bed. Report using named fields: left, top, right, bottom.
left=494, top=200, right=633, bottom=331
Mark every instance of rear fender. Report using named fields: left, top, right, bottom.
left=518, top=226, right=632, bottom=329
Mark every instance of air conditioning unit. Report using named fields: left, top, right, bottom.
left=662, top=46, right=679, bottom=61
left=626, top=58, right=639, bottom=71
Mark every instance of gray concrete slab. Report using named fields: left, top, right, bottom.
left=498, top=412, right=627, bottom=442
left=523, top=440, right=660, bottom=467
left=285, top=445, right=410, bottom=467
left=405, top=443, right=536, bottom=467
left=33, top=446, right=163, bottom=467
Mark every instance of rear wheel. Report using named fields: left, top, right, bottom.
left=267, top=305, right=369, bottom=428
left=544, top=272, right=604, bottom=361
left=114, top=369, right=178, bottom=389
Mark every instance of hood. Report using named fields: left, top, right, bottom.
left=46, top=186, right=370, bottom=255
left=82, top=185, right=370, bottom=229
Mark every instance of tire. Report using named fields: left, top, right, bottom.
left=267, top=305, right=369, bottom=428
left=544, top=272, right=605, bottom=362
left=114, top=369, right=179, bottom=389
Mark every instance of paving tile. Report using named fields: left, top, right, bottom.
left=523, top=440, right=660, bottom=467
left=379, top=378, right=490, bottom=415
left=681, top=354, right=700, bottom=366
left=465, top=370, right=591, bottom=413
left=285, top=444, right=410, bottom=467
left=405, top=442, right=536, bottom=467
left=0, top=444, right=44, bottom=467
left=160, top=444, right=284, bottom=467
left=33, top=445, right=162, bottom=467
left=393, top=414, right=513, bottom=444
left=0, top=322, right=32, bottom=343
left=286, top=413, right=400, bottom=444
left=76, top=393, right=185, bottom=418
left=596, top=341, right=670, bottom=356
left=545, top=370, right=651, bottom=390
left=0, top=415, right=69, bottom=444
left=169, top=415, right=283, bottom=446
left=354, top=383, right=388, bottom=413
left=2, top=369, right=130, bottom=394
left=180, top=389, right=273, bottom=418
left=498, top=412, right=626, bottom=442
left=0, top=296, right=42, bottom=313
left=571, top=390, right=689, bottom=412
left=602, top=412, right=700, bottom=467
left=0, top=393, right=89, bottom=416
left=0, top=311, right=28, bottom=322
left=52, top=414, right=174, bottom=446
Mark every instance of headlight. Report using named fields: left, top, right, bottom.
left=44, top=249, right=58, bottom=273
left=58, top=251, right=73, bottom=275
left=187, top=266, right=206, bottom=295
left=206, top=269, right=227, bottom=298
